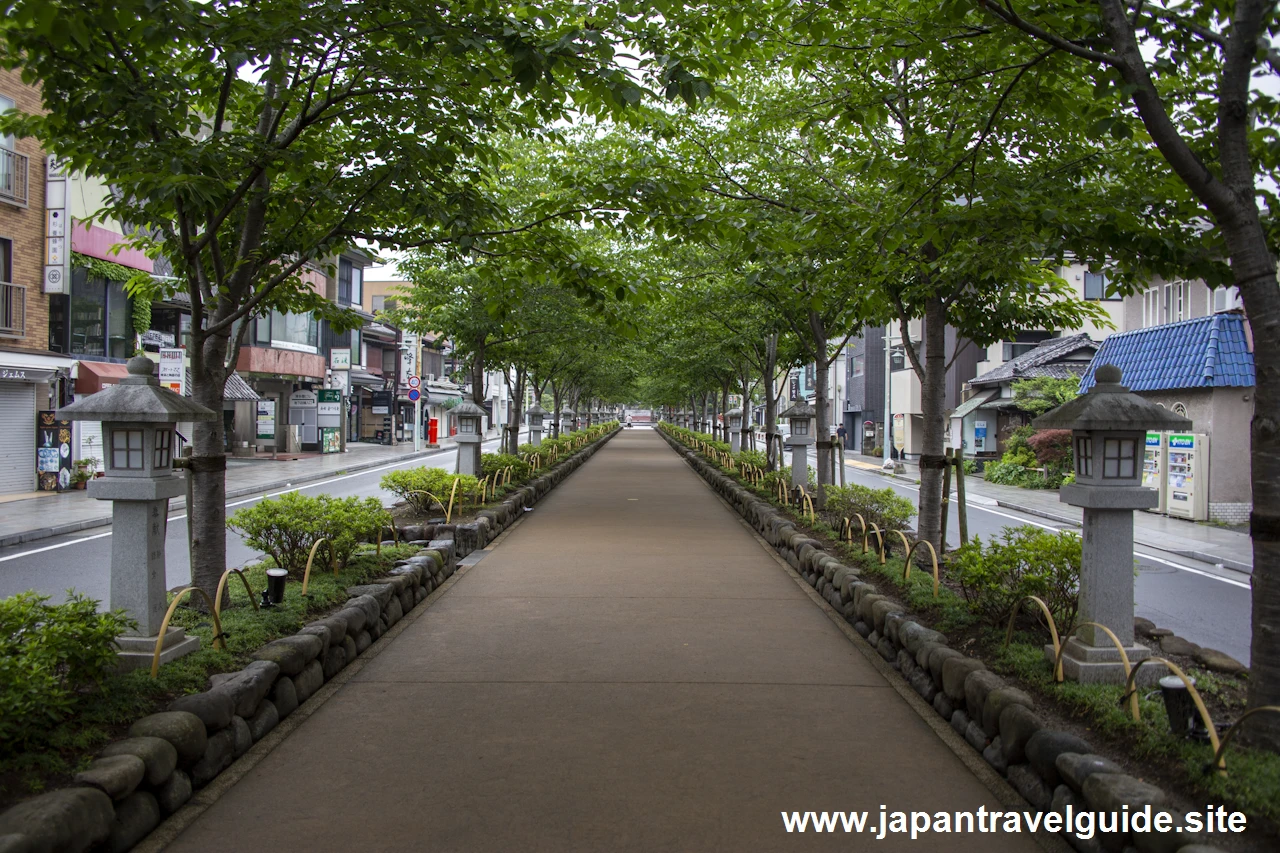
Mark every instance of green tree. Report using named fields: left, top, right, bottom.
left=1012, top=376, right=1080, bottom=417
left=0, top=0, right=704, bottom=606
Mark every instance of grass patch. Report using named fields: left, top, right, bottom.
left=988, top=641, right=1280, bottom=825
left=0, top=544, right=420, bottom=806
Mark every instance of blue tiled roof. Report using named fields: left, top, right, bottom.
left=1079, top=313, right=1254, bottom=393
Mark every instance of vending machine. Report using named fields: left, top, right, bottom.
left=1141, top=431, right=1167, bottom=513
left=1165, top=433, right=1209, bottom=521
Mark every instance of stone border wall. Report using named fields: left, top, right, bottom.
left=0, top=429, right=619, bottom=853
left=659, top=428, right=1234, bottom=853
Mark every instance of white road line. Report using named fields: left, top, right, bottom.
left=0, top=436, right=517, bottom=564
left=1134, top=550, right=1252, bottom=589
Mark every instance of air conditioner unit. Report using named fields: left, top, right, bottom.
left=425, top=373, right=436, bottom=382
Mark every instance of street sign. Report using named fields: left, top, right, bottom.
left=159, top=348, right=185, bottom=395
left=408, top=388, right=421, bottom=402
left=408, top=375, right=420, bottom=389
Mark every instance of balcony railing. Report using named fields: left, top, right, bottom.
left=0, top=146, right=29, bottom=207
left=0, top=281, right=26, bottom=338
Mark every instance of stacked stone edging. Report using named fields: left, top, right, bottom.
left=0, top=428, right=619, bottom=853
left=658, top=428, right=1232, bottom=853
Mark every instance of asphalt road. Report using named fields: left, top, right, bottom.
left=0, top=434, right=518, bottom=608
left=803, top=449, right=1253, bottom=665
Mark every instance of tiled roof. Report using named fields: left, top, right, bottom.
left=1079, top=313, right=1254, bottom=393
left=970, top=333, right=1099, bottom=387
left=183, top=368, right=260, bottom=402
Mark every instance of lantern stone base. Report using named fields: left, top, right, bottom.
left=1045, top=637, right=1165, bottom=686
left=114, top=626, right=201, bottom=673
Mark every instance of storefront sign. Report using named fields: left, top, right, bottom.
left=317, top=389, right=341, bottom=416
left=288, top=390, right=317, bottom=409
left=330, top=348, right=351, bottom=370
left=371, top=390, right=392, bottom=415
left=158, top=348, right=185, bottom=395
left=256, top=400, right=276, bottom=440
left=893, top=413, right=905, bottom=451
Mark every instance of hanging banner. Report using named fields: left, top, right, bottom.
left=36, top=411, right=73, bottom=491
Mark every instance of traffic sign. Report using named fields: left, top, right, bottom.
left=407, top=375, right=421, bottom=389
left=408, top=388, right=421, bottom=402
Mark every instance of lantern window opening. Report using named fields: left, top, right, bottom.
left=793, top=419, right=809, bottom=436
left=1103, top=438, right=1137, bottom=479
left=154, top=428, right=172, bottom=469
left=111, top=428, right=145, bottom=470
left=1075, top=436, right=1093, bottom=477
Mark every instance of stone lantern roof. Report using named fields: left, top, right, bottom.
left=1033, top=364, right=1191, bottom=433
left=452, top=399, right=486, bottom=419
left=59, top=356, right=216, bottom=423
left=726, top=407, right=743, bottom=417
left=779, top=401, right=815, bottom=420
left=527, top=402, right=547, bottom=416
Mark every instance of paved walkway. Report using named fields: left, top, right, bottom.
left=164, top=429, right=1040, bottom=852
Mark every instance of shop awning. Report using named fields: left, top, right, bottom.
left=349, top=369, right=385, bottom=388
left=75, top=360, right=131, bottom=394
left=949, top=390, right=995, bottom=421
left=426, top=390, right=463, bottom=405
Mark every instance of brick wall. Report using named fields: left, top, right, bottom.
left=0, top=68, right=49, bottom=354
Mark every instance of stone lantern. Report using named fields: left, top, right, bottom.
left=591, top=408, right=603, bottom=426
left=560, top=407, right=575, bottom=435
left=527, top=402, right=547, bottom=447
left=727, top=408, right=744, bottom=453
left=779, top=401, right=815, bottom=490
left=452, top=399, right=486, bottom=476
left=1033, top=364, right=1191, bottom=683
left=57, top=356, right=216, bottom=668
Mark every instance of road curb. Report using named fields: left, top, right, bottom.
left=0, top=447, right=444, bottom=549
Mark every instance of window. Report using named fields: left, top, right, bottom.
left=0, top=237, right=10, bottom=281
left=269, top=310, right=318, bottom=351
left=1103, top=437, right=1136, bottom=479
left=851, top=354, right=865, bottom=377
left=111, top=429, right=144, bottom=470
left=372, top=294, right=385, bottom=312
left=1213, top=285, right=1241, bottom=313
left=153, top=428, right=172, bottom=469
left=69, top=268, right=133, bottom=358
left=338, top=258, right=363, bottom=307
left=1142, top=288, right=1160, bottom=327
left=254, top=313, right=271, bottom=344
left=0, top=95, right=13, bottom=150
left=1083, top=271, right=1118, bottom=300
left=1075, top=436, right=1093, bottom=477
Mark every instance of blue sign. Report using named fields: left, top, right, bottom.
left=408, top=388, right=421, bottom=402
left=1146, top=432, right=1161, bottom=447
left=1168, top=434, right=1194, bottom=449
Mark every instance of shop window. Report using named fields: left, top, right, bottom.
left=69, top=269, right=132, bottom=358
left=110, top=428, right=144, bottom=470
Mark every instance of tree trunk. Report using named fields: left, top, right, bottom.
left=468, top=335, right=486, bottom=473
left=808, top=310, right=832, bottom=505
left=187, top=333, right=231, bottom=609
left=551, top=382, right=562, bottom=439
left=764, top=333, right=779, bottom=470
left=902, top=296, right=947, bottom=553
left=506, top=366, right=526, bottom=454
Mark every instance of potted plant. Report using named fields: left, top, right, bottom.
left=71, top=458, right=99, bottom=489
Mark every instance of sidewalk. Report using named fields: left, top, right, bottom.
left=162, top=429, right=1037, bottom=853
left=843, top=455, right=1253, bottom=573
left=0, top=431, right=517, bottom=549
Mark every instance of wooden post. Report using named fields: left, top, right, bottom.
left=940, top=449, right=952, bottom=551
left=953, top=448, right=969, bottom=545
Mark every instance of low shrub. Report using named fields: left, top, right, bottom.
left=481, top=453, right=531, bottom=484
left=228, top=492, right=390, bottom=576
left=737, top=449, right=768, bottom=469
left=381, top=467, right=479, bottom=514
left=951, top=526, right=1080, bottom=636
left=823, top=483, right=916, bottom=532
left=983, top=460, right=1067, bottom=490
left=0, top=592, right=136, bottom=751
left=1027, top=429, right=1073, bottom=470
